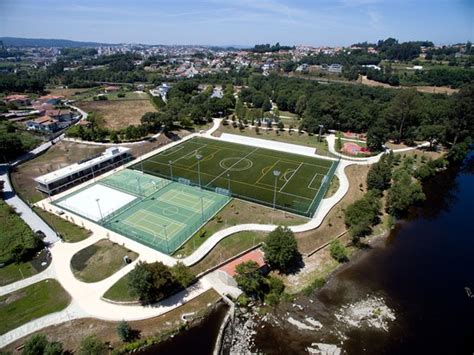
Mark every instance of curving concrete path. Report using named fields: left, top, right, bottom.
left=0, top=119, right=431, bottom=348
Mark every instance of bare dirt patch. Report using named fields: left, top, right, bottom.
left=77, top=99, right=156, bottom=130
left=46, top=88, right=92, bottom=99
left=11, top=141, right=104, bottom=203
left=360, top=75, right=458, bottom=95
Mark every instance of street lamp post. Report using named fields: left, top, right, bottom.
left=227, top=173, right=231, bottom=194
left=163, top=224, right=169, bottom=254
left=318, top=124, right=324, bottom=142
left=196, top=154, right=203, bottom=188
left=136, top=177, right=142, bottom=197
left=95, top=198, right=103, bottom=222
left=273, top=170, right=281, bottom=209
left=169, top=160, right=173, bottom=180
left=200, top=195, right=204, bottom=221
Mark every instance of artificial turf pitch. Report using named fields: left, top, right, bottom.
left=133, top=137, right=338, bottom=217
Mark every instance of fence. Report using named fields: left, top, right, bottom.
left=131, top=160, right=339, bottom=218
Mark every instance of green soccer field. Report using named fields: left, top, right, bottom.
left=133, top=137, right=339, bottom=217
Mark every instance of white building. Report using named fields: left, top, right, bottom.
left=35, top=147, right=131, bottom=195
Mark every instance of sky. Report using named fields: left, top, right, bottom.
left=0, top=0, right=472, bottom=46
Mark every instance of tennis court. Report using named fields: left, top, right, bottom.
left=133, top=137, right=339, bottom=217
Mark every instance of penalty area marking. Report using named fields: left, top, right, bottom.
left=279, top=162, right=303, bottom=192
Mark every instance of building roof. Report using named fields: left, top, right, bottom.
left=38, top=95, right=63, bottom=101
left=105, top=85, right=120, bottom=91
left=34, top=147, right=130, bottom=186
left=45, top=109, right=72, bottom=117
left=220, top=249, right=266, bottom=277
left=32, top=115, right=55, bottom=124
left=5, top=94, right=29, bottom=101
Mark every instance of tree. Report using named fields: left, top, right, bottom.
left=448, top=84, right=474, bottom=146
left=128, top=261, right=178, bottom=304
left=128, top=261, right=154, bottom=303
left=117, top=320, right=133, bottom=342
left=262, top=98, right=272, bottom=112
left=170, top=261, right=195, bottom=288
left=277, top=121, right=284, bottom=131
left=79, top=335, right=106, bottom=355
left=345, top=190, right=381, bottom=242
left=386, top=89, right=421, bottom=143
left=22, top=334, right=48, bottom=355
left=367, top=155, right=392, bottom=192
left=386, top=170, right=425, bottom=217
left=366, top=123, right=388, bottom=152
left=330, top=240, right=348, bottom=262
left=234, top=261, right=267, bottom=299
left=263, top=226, right=300, bottom=272
left=335, top=136, right=343, bottom=151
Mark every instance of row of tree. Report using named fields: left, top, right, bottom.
left=239, top=74, right=473, bottom=154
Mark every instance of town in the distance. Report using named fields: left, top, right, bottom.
left=0, top=15, right=473, bottom=355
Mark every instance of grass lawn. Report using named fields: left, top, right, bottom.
left=0, top=262, right=37, bottom=286
left=217, top=124, right=333, bottom=157
left=103, top=273, right=135, bottom=302
left=190, top=231, right=267, bottom=275
left=0, top=200, right=37, bottom=265
left=70, top=239, right=138, bottom=283
left=33, top=207, right=91, bottom=243
left=0, top=279, right=70, bottom=335
left=135, top=136, right=337, bottom=217
left=174, top=199, right=307, bottom=257
left=77, top=98, right=156, bottom=130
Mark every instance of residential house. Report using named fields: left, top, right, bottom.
left=3, top=94, right=31, bottom=107
left=328, top=64, right=343, bottom=73
left=26, top=115, right=59, bottom=132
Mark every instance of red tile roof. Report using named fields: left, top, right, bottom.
left=5, top=94, right=29, bottom=101
left=220, top=249, right=266, bottom=277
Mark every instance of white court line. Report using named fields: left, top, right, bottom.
left=279, top=162, right=303, bottom=193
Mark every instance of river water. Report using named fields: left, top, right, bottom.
left=157, top=154, right=473, bottom=354
left=252, top=154, right=474, bottom=354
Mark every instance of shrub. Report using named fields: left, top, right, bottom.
left=22, top=334, right=48, bottom=355
left=117, top=320, right=133, bottom=342
left=79, top=335, right=106, bottom=355
left=330, top=240, right=348, bottom=263
left=302, top=277, right=326, bottom=296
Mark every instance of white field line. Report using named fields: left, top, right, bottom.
left=279, top=162, right=303, bottom=193
left=206, top=147, right=259, bottom=187
left=171, top=144, right=207, bottom=165
left=307, top=172, right=324, bottom=191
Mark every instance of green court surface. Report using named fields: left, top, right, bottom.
left=101, top=169, right=170, bottom=198
left=102, top=180, right=230, bottom=254
left=132, top=137, right=339, bottom=217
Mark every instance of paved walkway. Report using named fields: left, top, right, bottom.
left=0, top=165, right=60, bottom=245
left=0, top=266, right=56, bottom=297
left=0, top=119, right=432, bottom=347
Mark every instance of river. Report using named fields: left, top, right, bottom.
left=157, top=154, right=473, bottom=354
left=252, top=154, right=474, bottom=354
